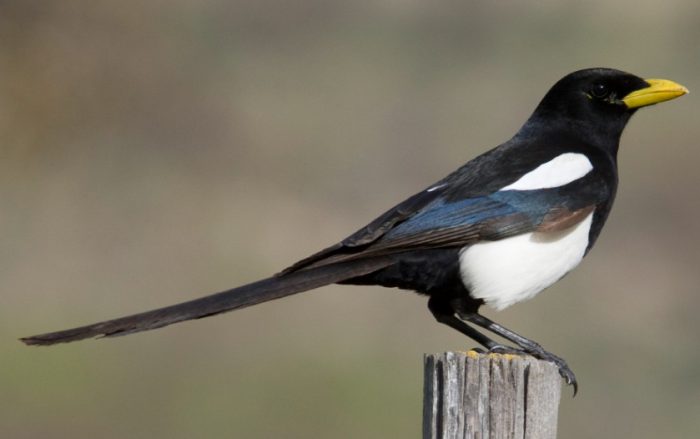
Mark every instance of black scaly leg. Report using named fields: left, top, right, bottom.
left=427, top=297, right=523, bottom=353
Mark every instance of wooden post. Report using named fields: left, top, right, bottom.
left=423, top=351, right=562, bottom=439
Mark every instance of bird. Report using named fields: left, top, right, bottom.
left=22, top=68, right=687, bottom=394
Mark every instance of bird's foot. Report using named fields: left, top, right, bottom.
left=488, top=344, right=528, bottom=356
left=484, top=344, right=577, bottom=396
left=467, top=345, right=528, bottom=358
left=471, top=345, right=577, bottom=395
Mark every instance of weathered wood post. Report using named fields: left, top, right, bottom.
left=423, top=351, right=562, bottom=439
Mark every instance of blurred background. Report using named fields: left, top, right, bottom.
left=1, top=1, right=698, bottom=437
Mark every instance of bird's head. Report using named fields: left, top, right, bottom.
left=524, top=68, right=688, bottom=149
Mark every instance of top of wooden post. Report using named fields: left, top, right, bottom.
left=423, top=351, right=562, bottom=439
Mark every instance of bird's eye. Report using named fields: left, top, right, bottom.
left=590, top=83, right=609, bottom=98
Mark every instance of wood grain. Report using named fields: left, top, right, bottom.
left=423, top=351, right=562, bottom=439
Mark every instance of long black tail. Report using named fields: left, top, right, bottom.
left=21, top=257, right=393, bottom=346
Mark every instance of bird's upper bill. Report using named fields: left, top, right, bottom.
left=622, top=78, right=689, bottom=109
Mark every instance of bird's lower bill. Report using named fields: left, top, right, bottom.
left=623, top=78, right=689, bottom=109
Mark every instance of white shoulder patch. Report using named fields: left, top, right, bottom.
left=426, top=183, right=446, bottom=193
left=500, top=153, right=593, bottom=191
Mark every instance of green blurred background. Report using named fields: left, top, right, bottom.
left=2, top=1, right=698, bottom=438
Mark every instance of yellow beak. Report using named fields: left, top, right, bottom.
left=622, top=79, right=689, bottom=109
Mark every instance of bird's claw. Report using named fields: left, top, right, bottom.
left=485, top=345, right=578, bottom=396
left=531, top=350, right=578, bottom=396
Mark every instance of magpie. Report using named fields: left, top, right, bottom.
left=22, top=68, right=687, bottom=393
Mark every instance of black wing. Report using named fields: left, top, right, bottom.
left=283, top=138, right=605, bottom=273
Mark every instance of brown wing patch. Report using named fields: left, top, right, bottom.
left=536, top=205, right=595, bottom=233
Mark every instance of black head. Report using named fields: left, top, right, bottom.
left=522, top=68, right=687, bottom=150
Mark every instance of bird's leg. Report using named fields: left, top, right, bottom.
left=427, top=297, right=518, bottom=353
left=461, top=312, right=578, bottom=394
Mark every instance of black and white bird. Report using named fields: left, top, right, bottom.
left=23, top=68, right=688, bottom=393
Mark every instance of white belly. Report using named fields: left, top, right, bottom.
left=458, top=212, right=593, bottom=310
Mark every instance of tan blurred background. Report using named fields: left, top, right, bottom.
left=1, top=1, right=698, bottom=438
